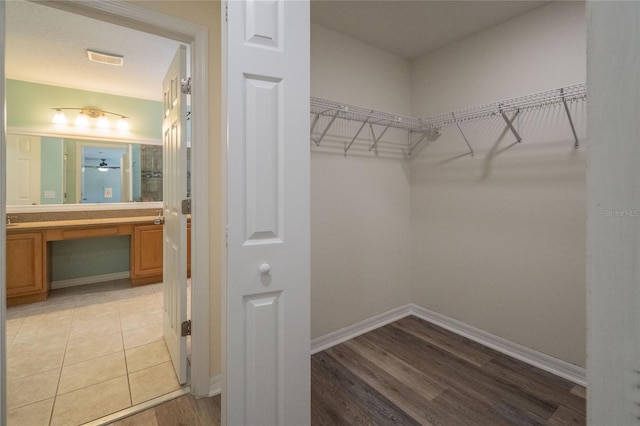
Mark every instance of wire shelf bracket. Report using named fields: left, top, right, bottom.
left=499, top=106, right=522, bottom=143
left=561, top=88, right=580, bottom=148
left=452, top=112, right=474, bottom=156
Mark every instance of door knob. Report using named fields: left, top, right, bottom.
left=259, top=263, right=271, bottom=275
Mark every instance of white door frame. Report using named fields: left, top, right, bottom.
left=0, top=2, right=7, bottom=423
left=0, top=0, right=211, bottom=398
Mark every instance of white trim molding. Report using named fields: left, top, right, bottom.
left=311, top=305, right=412, bottom=355
left=209, top=374, right=221, bottom=396
left=310, top=303, right=586, bottom=386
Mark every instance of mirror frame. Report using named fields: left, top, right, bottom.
left=6, top=126, right=162, bottom=213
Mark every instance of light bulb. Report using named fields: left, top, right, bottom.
left=97, top=113, right=109, bottom=129
left=75, top=111, right=89, bottom=127
left=117, top=116, right=130, bottom=131
left=52, top=109, right=67, bottom=125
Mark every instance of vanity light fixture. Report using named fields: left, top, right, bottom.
left=52, top=109, right=68, bottom=125
left=51, top=108, right=130, bottom=132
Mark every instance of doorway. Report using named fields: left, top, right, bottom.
left=1, top=1, right=211, bottom=424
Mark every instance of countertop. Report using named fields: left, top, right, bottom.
left=5, top=216, right=161, bottom=231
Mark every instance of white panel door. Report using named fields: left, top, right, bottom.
left=162, top=45, right=188, bottom=384
left=225, top=0, right=310, bottom=424
left=6, top=134, right=41, bottom=205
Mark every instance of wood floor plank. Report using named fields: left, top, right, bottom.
left=345, top=335, right=445, bottom=399
left=312, top=356, right=377, bottom=426
left=483, top=357, right=585, bottom=415
left=312, top=352, right=420, bottom=426
left=394, top=316, right=494, bottom=367
left=548, top=406, right=586, bottom=425
left=370, top=321, right=564, bottom=420
left=328, top=343, right=439, bottom=425
left=570, top=385, right=586, bottom=399
left=110, top=394, right=220, bottom=426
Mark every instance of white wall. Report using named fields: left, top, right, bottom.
left=310, top=24, right=412, bottom=338
left=586, top=2, right=640, bottom=423
left=410, top=1, right=586, bottom=367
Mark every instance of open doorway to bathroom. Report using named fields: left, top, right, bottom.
left=3, top=1, right=200, bottom=424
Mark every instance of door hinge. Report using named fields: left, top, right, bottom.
left=181, top=198, right=192, bottom=215
left=225, top=3, right=228, bottom=22
left=181, top=320, right=192, bottom=336
left=181, top=77, right=192, bottom=95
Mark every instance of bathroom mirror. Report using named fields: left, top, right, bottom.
left=6, top=133, right=163, bottom=207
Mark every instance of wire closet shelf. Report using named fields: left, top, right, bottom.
left=310, top=82, right=587, bottom=157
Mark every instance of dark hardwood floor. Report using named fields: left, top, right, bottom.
left=312, top=316, right=585, bottom=425
left=109, top=394, right=221, bottom=426
left=112, top=315, right=585, bottom=425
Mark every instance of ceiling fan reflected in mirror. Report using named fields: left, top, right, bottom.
left=86, top=158, right=121, bottom=172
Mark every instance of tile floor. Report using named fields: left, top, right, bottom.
left=5, top=280, right=185, bottom=426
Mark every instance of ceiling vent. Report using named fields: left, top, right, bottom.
left=86, top=49, right=124, bottom=66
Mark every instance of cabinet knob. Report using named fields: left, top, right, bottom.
left=259, top=263, right=271, bottom=275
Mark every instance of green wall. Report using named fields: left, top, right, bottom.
left=7, top=79, right=162, bottom=140
left=51, top=236, right=130, bottom=281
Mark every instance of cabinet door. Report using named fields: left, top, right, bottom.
left=133, top=224, right=164, bottom=279
left=6, top=232, right=44, bottom=298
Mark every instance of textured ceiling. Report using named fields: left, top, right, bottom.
left=6, top=1, right=552, bottom=101
left=311, top=0, right=551, bottom=60
left=6, top=0, right=181, bottom=101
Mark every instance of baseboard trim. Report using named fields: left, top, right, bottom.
left=51, top=271, right=130, bottom=289
left=209, top=374, right=221, bottom=396
left=310, top=303, right=586, bottom=386
left=310, top=305, right=412, bottom=355
left=408, top=303, right=586, bottom=386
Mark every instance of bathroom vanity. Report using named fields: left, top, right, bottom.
left=6, top=216, right=191, bottom=306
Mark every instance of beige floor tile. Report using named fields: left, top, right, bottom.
left=7, top=368, right=59, bottom=410
left=7, top=337, right=66, bottom=379
left=26, top=302, right=75, bottom=319
left=15, top=315, right=72, bottom=341
left=50, top=376, right=131, bottom=426
left=6, top=317, right=24, bottom=342
left=123, top=323, right=163, bottom=350
left=119, top=294, right=161, bottom=316
left=120, top=307, right=163, bottom=331
left=75, top=291, right=124, bottom=305
left=58, top=351, right=127, bottom=395
left=7, top=398, right=54, bottom=426
left=129, top=362, right=181, bottom=405
left=73, top=301, right=120, bottom=320
left=69, top=314, right=122, bottom=338
left=64, top=331, right=123, bottom=366
left=125, top=340, right=171, bottom=373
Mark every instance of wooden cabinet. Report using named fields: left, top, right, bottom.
left=5, top=218, right=193, bottom=304
left=131, top=224, right=164, bottom=286
left=131, top=222, right=191, bottom=286
left=6, top=231, right=47, bottom=306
